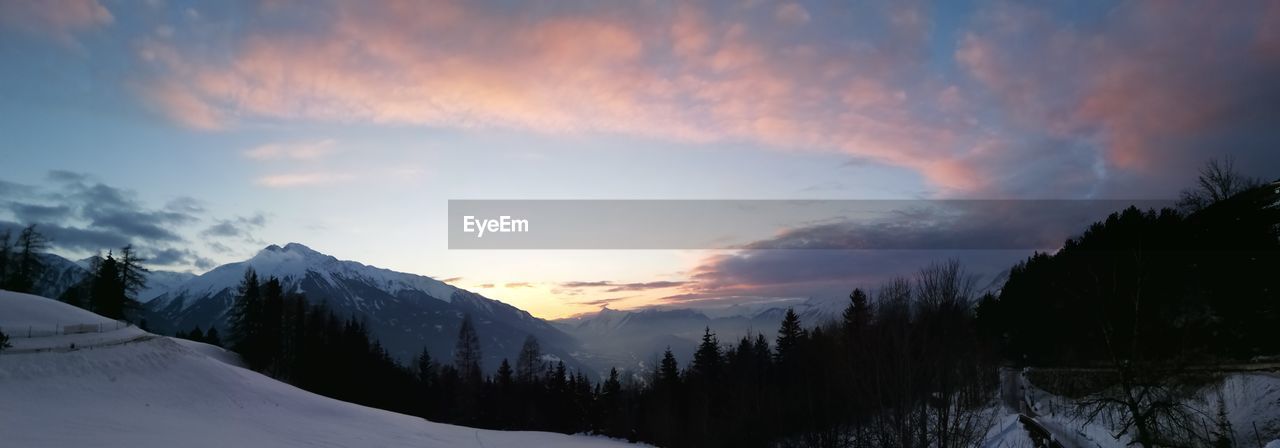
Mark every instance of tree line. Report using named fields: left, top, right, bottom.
left=218, top=260, right=998, bottom=448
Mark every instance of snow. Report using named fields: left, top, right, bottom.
left=0, top=291, right=644, bottom=448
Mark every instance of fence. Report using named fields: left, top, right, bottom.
left=0, top=320, right=133, bottom=338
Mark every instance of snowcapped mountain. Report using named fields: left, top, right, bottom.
left=31, top=253, right=90, bottom=300
left=146, top=243, right=584, bottom=373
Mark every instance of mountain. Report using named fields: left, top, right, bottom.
left=555, top=297, right=849, bottom=374
left=145, top=243, right=585, bottom=373
left=31, top=253, right=194, bottom=303
left=32, top=253, right=90, bottom=300
left=0, top=290, right=639, bottom=448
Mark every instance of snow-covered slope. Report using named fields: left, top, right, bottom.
left=0, top=291, right=641, bottom=448
left=147, top=243, right=584, bottom=373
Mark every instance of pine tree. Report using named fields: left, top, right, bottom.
left=690, top=327, right=723, bottom=380
left=416, top=347, right=438, bottom=386
left=843, top=288, right=871, bottom=338
left=5, top=225, right=47, bottom=293
left=205, top=327, right=222, bottom=347
left=116, top=245, right=148, bottom=306
left=658, top=347, right=680, bottom=388
left=454, top=314, right=483, bottom=385
left=516, top=334, right=542, bottom=383
left=260, top=276, right=284, bottom=372
left=229, top=268, right=262, bottom=364
left=89, top=253, right=125, bottom=319
left=774, top=308, right=806, bottom=365
left=497, top=358, right=514, bottom=386
left=0, top=229, right=12, bottom=286
left=0, top=328, right=10, bottom=352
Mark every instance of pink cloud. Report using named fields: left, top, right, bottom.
left=956, top=2, right=1280, bottom=183
left=256, top=172, right=355, bottom=188
left=132, top=2, right=987, bottom=193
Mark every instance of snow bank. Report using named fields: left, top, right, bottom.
left=0, top=292, right=642, bottom=448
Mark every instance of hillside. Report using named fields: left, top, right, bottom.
left=0, top=290, right=641, bottom=448
left=145, top=243, right=584, bottom=372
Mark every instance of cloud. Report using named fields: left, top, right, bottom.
left=0, top=172, right=254, bottom=271
left=954, top=2, right=1280, bottom=194
left=128, top=1, right=992, bottom=193
left=0, top=0, right=113, bottom=46
left=560, top=280, right=687, bottom=292
left=245, top=139, right=339, bottom=160
left=200, top=213, right=267, bottom=240
left=144, top=247, right=215, bottom=269
left=0, top=219, right=129, bottom=252
left=256, top=172, right=355, bottom=188
left=504, top=282, right=533, bottom=288
left=661, top=199, right=1171, bottom=306
left=575, top=297, right=631, bottom=307
left=775, top=3, right=811, bottom=25
left=439, top=276, right=463, bottom=283
left=478, top=283, right=494, bottom=288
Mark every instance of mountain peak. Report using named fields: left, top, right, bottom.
left=256, top=242, right=325, bottom=258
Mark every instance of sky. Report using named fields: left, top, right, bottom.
left=1, top=0, right=1278, bottom=318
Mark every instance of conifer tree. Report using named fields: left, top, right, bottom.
left=658, top=348, right=680, bottom=388
left=454, top=314, right=483, bottom=385
left=774, top=308, right=806, bottom=366
left=5, top=225, right=47, bottom=293
left=690, top=327, right=723, bottom=380
left=116, top=244, right=148, bottom=305
left=89, top=253, right=125, bottom=318
left=516, top=334, right=542, bottom=383
left=496, top=358, right=514, bottom=386
left=229, top=268, right=262, bottom=362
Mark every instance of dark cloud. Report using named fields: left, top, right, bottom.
left=439, top=276, right=463, bottom=283
left=144, top=247, right=215, bottom=269
left=575, top=297, right=631, bottom=307
left=0, top=171, right=255, bottom=271
left=200, top=213, right=267, bottom=240
left=739, top=200, right=1168, bottom=250
left=8, top=202, right=74, bottom=223
left=0, top=220, right=130, bottom=252
left=558, top=280, right=686, bottom=292
left=560, top=281, right=612, bottom=288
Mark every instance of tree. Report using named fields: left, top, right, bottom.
left=0, top=229, right=12, bottom=287
left=689, top=327, right=723, bottom=381
left=496, top=358, right=514, bottom=386
left=843, top=288, right=872, bottom=339
left=89, top=253, right=125, bottom=319
left=116, top=245, right=148, bottom=305
left=205, top=327, right=222, bottom=347
left=454, top=314, right=483, bottom=385
left=658, top=347, right=680, bottom=388
left=0, top=328, right=10, bottom=352
left=229, top=268, right=262, bottom=362
left=516, top=334, right=543, bottom=383
left=4, top=225, right=47, bottom=293
left=774, top=308, right=806, bottom=366
left=1178, top=157, right=1261, bottom=212
left=416, top=347, right=438, bottom=386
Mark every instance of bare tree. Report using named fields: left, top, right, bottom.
left=1178, top=157, right=1261, bottom=212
